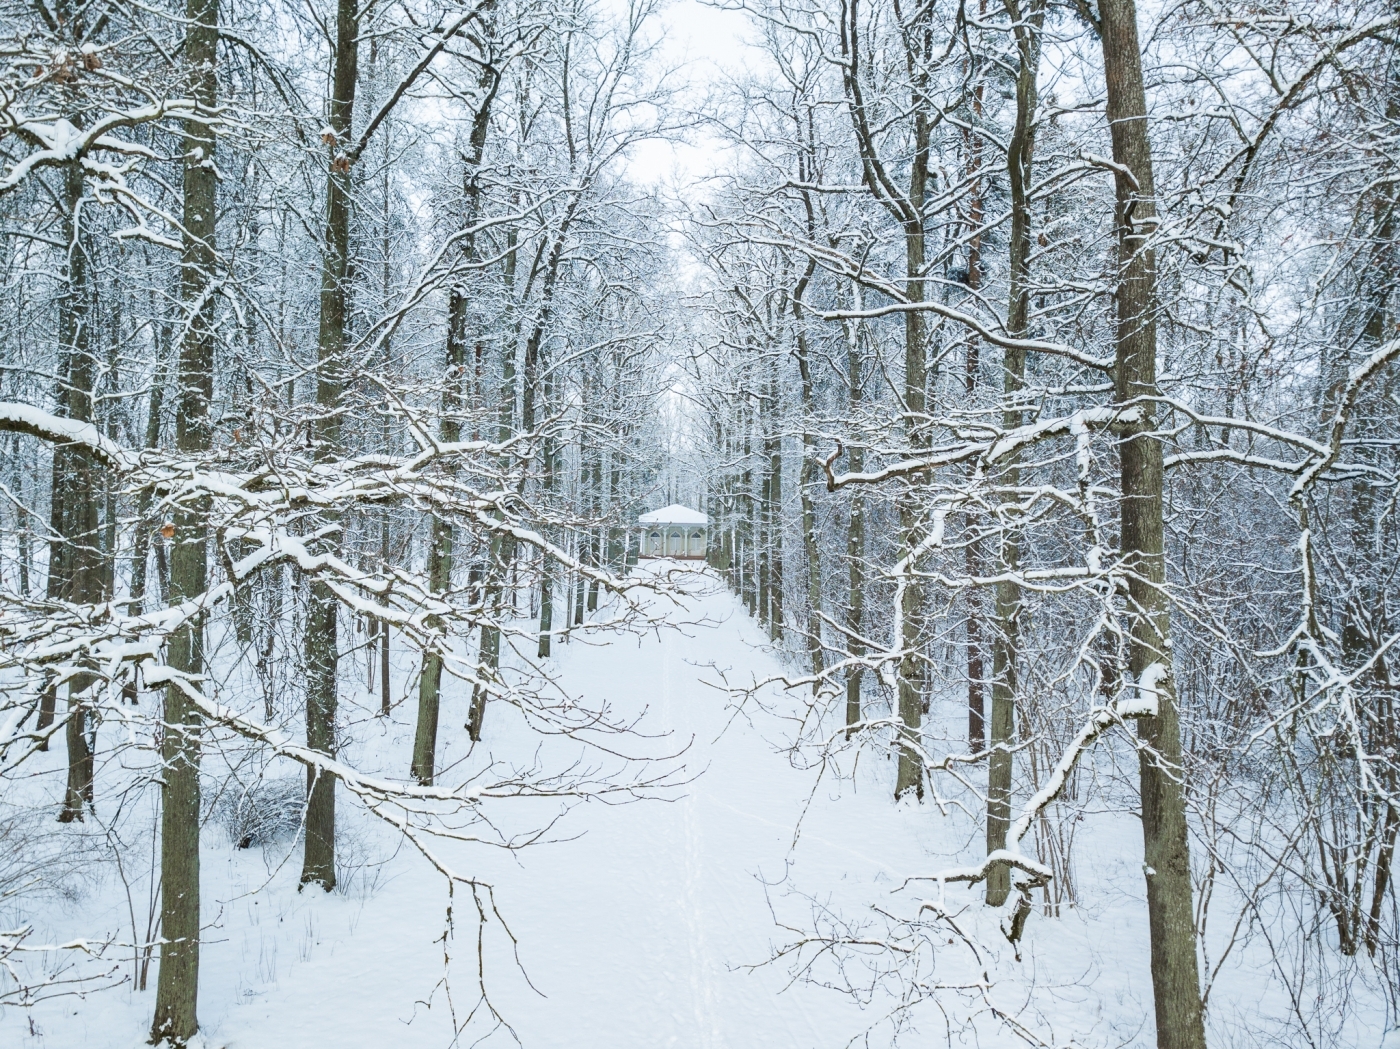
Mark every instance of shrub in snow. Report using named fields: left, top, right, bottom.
left=332, top=829, right=386, bottom=898
left=0, top=805, right=97, bottom=905
left=213, top=776, right=305, bottom=850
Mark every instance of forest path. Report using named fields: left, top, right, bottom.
left=8, top=565, right=936, bottom=1049
left=211, top=565, right=929, bottom=1048
left=453, top=565, right=922, bottom=1048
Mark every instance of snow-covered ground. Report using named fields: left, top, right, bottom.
left=2, top=566, right=1392, bottom=1047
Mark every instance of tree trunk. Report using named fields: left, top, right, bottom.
left=764, top=364, right=784, bottom=642
left=538, top=540, right=555, bottom=656
left=525, top=212, right=578, bottom=660
left=986, top=0, right=1044, bottom=908
left=151, top=0, right=217, bottom=1035
left=377, top=522, right=391, bottom=717
left=741, top=413, right=756, bottom=615
left=468, top=214, right=521, bottom=740
left=894, top=219, right=928, bottom=801
left=573, top=536, right=587, bottom=625
left=55, top=152, right=102, bottom=821
left=301, top=0, right=360, bottom=893
left=964, top=59, right=987, bottom=754
left=469, top=531, right=506, bottom=742
left=587, top=454, right=602, bottom=612
left=302, top=580, right=339, bottom=891
left=793, top=258, right=824, bottom=682
left=380, top=622, right=391, bottom=717
left=895, top=34, right=932, bottom=802
left=1098, top=2, right=1207, bottom=1044
left=1333, top=42, right=1400, bottom=961
left=842, top=306, right=867, bottom=734
left=412, top=514, right=451, bottom=783
left=838, top=0, right=932, bottom=800
left=412, top=57, right=497, bottom=783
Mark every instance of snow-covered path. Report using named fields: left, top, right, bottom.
left=479, top=569, right=917, bottom=1049
left=211, top=566, right=938, bottom=1048
left=8, top=566, right=937, bottom=1048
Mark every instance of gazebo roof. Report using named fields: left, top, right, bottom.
left=638, top=503, right=709, bottom=526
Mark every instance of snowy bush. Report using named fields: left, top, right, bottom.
left=213, top=776, right=305, bottom=850
left=0, top=805, right=96, bottom=908
left=332, top=829, right=387, bottom=899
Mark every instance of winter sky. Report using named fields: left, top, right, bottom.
left=623, top=0, right=755, bottom=191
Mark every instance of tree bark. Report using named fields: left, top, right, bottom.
left=741, top=406, right=756, bottom=615
left=411, top=513, right=451, bottom=782
left=525, top=208, right=579, bottom=660
left=893, top=225, right=928, bottom=799
left=301, top=0, right=360, bottom=893
left=469, top=209, right=522, bottom=739
left=964, top=52, right=987, bottom=754
left=413, top=56, right=498, bottom=783
left=844, top=310, right=866, bottom=734
left=838, top=0, right=931, bottom=798
left=587, top=451, right=603, bottom=611
left=793, top=259, right=824, bottom=682
left=1098, top=1, right=1207, bottom=1044
left=151, top=0, right=217, bottom=1035
left=55, top=154, right=101, bottom=821
left=537, top=511, right=555, bottom=657
left=986, top=0, right=1044, bottom=908
left=764, top=362, right=784, bottom=641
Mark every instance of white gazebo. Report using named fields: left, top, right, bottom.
left=638, top=504, right=709, bottom=559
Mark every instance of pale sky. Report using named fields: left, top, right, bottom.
left=622, top=0, right=756, bottom=191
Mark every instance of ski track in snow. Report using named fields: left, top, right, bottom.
left=2, top=566, right=1390, bottom=1047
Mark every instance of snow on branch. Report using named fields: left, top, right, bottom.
left=0, top=402, right=138, bottom=470
left=823, top=406, right=1137, bottom=491
left=0, top=926, right=123, bottom=1008
left=1291, top=336, right=1400, bottom=500
left=909, top=669, right=1171, bottom=901
left=147, top=669, right=684, bottom=891
left=0, top=98, right=211, bottom=196
left=815, top=298, right=1116, bottom=372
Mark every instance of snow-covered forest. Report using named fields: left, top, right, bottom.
left=1, top=0, right=1397, bottom=1044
